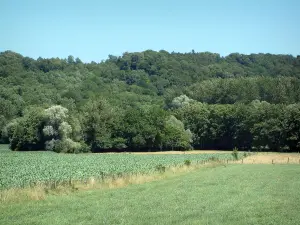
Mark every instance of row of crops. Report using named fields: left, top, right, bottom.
left=0, top=148, right=237, bottom=189
left=0, top=145, right=9, bottom=152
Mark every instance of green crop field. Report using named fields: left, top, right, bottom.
left=1, top=164, right=300, bottom=225
left=0, top=146, right=236, bottom=189
left=0, top=144, right=9, bottom=152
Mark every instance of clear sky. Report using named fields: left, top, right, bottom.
left=1, top=0, right=299, bottom=62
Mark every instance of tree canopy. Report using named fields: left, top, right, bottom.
left=1, top=50, right=300, bottom=152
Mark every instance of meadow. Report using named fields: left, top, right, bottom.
left=1, top=164, right=300, bottom=225
left=0, top=145, right=236, bottom=190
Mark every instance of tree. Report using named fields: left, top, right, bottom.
left=43, top=105, right=83, bottom=153
left=121, top=105, right=167, bottom=150
left=2, top=50, right=300, bottom=153
left=170, top=95, right=195, bottom=109
left=162, top=116, right=193, bottom=150
left=7, top=107, right=45, bottom=151
left=82, top=98, right=126, bottom=151
left=67, top=55, right=75, bottom=64
left=174, top=102, right=210, bottom=149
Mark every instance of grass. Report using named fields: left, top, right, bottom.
left=1, top=164, right=300, bottom=225
left=236, top=152, right=300, bottom=164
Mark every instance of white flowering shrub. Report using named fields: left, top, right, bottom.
left=171, top=95, right=194, bottom=108
left=43, top=125, right=56, bottom=137
left=42, top=105, right=85, bottom=153
left=45, top=105, right=68, bottom=125
left=58, top=121, right=72, bottom=138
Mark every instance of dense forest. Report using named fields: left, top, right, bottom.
left=1, top=50, right=300, bottom=152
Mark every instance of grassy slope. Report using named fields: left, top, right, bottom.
left=1, top=164, right=300, bottom=225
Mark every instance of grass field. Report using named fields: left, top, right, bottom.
left=1, top=164, right=300, bottom=225
left=0, top=145, right=237, bottom=190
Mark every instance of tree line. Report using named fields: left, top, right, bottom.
left=1, top=50, right=300, bottom=152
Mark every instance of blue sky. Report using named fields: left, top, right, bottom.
left=1, top=0, right=299, bottom=62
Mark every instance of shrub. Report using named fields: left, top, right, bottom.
left=184, top=159, right=191, bottom=166
left=243, top=152, right=250, bottom=158
left=155, top=164, right=166, bottom=173
left=208, top=156, right=217, bottom=161
left=232, top=147, right=239, bottom=160
left=75, top=142, right=91, bottom=153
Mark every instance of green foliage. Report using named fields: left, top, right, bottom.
left=184, top=159, right=191, bottom=166
left=162, top=115, right=193, bottom=150
left=170, top=94, right=194, bottom=109
left=5, top=105, right=85, bottom=152
left=7, top=108, right=45, bottom=151
left=1, top=50, right=300, bottom=152
left=42, top=105, right=82, bottom=153
left=121, top=105, right=168, bottom=150
left=155, top=164, right=166, bottom=173
left=81, top=98, right=125, bottom=152
left=173, top=101, right=300, bottom=152
left=232, top=147, right=239, bottom=160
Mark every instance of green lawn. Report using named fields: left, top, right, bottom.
left=1, top=164, right=300, bottom=225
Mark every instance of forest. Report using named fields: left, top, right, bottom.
left=1, top=50, right=300, bottom=152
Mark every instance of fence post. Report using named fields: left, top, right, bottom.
left=288, top=157, right=289, bottom=164
left=272, top=159, right=274, bottom=164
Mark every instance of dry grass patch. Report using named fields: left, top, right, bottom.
left=234, top=152, right=300, bottom=164
left=0, top=186, right=46, bottom=203
left=132, top=150, right=229, bottom=155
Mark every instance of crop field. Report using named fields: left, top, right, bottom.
left=0, top=146, right=237, bottom=190
left=0, top=144, right=9, bottom=152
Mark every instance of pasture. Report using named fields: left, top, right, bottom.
left=1, top=164, right=300, bottom=225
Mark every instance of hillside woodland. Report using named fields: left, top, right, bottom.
left=1, top=50, right=300, bottom=152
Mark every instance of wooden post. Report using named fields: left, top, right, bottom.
left=272, top=159, right=274, bottom=164
left=288, top=157, right=289, bottom=164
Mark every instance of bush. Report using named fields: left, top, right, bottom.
left=208, top=156, right=217, bottom=161
left=232, top=147, right=239, bottom=160
left=243, top=152, right=250, bottom=158
left=184, top=159, right=191, bottom=166
left=75, top=142, right=91, bottom=153
left=155, top=164, right=166, bottom=173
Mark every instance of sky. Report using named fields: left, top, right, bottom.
left=0, top=0, right=299, bottom=62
